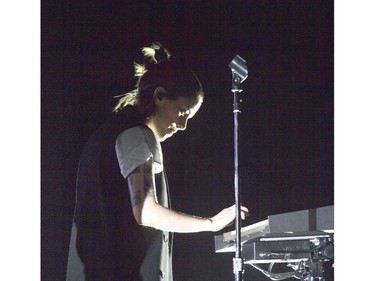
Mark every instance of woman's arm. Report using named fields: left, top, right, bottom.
left=127, top=159, right=248, bottom=233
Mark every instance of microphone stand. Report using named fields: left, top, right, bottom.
left=229, top=55, right=248, bottom=281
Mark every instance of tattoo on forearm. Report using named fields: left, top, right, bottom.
left=131, top=185, right=154, bottom=207
left=144, top=182, right=155, bottom=198
left=132, top=191, right=143, bottom=207
left=128, top=159, right=156, bottom=208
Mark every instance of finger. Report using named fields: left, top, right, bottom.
left=229, top=205, right=248, bottom=211
left=240, top=206, right=249, bottom=212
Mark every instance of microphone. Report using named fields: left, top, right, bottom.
left=229, top=55, right=248, bottom=86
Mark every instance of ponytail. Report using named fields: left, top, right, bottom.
left=113, top=43, right=204, bottom=119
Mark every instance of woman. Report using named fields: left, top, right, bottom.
left=66, top=43, right=248, bottom=281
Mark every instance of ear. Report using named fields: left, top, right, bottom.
left=153, top=87, right=166, bottom=102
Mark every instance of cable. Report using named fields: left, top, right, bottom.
left=249, top=263, right=298, bottom=281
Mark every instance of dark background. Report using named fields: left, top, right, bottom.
left=41, top=1, right=334, bottom=280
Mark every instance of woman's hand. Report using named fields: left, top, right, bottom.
left=208, top=205, right=249, bottom=232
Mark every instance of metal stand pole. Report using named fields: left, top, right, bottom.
left=232, top=88, right=243, bottom=281
left=229, top=55, right=248, bottom=281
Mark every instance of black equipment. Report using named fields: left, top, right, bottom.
left=215, top=205, right=334, bottom=281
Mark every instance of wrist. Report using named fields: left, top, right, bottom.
left=205, top=217, right=213, bottom=232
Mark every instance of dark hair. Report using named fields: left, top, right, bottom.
left=113, top=43, right=204, bottom=120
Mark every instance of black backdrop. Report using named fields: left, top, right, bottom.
left=41, top=1, right=334, bottom=280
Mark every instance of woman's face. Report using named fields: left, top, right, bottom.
left=146, top=92, right=203, bottom=142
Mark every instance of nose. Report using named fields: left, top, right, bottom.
left=176, top=117, right=188, bottom=131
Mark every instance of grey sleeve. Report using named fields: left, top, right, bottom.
left=115, top=126, right=162, bottom=179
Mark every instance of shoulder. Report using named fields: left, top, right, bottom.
left=116, top=125, right=163, bottom=176
left=117, top=125, right=155, bottom=146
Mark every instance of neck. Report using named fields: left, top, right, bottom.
left=144, top=118, right=162, bottom=142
